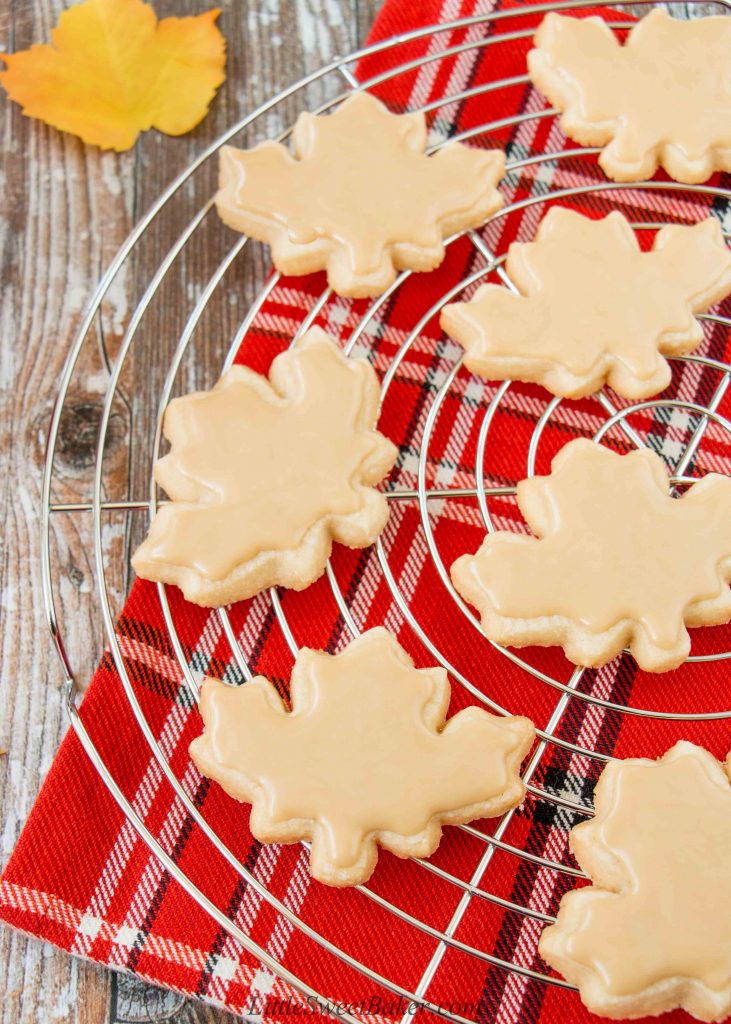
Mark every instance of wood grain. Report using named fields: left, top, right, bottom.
left=0, top=1, right=380, bottom=1021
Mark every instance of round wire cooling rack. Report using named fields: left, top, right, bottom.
left=41, top=1, right=731, bottom=1020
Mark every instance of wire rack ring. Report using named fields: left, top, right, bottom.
left=41, top=2, right=731, bottom=1021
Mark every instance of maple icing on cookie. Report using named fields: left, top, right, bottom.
left=451, top=439, right=731, bottom=672
left=540, top=742, right=731, bottom=1022
left=216, top=91, right=505, bottom=297
left=441, top=208, right=731, bottom=400
left=132, top=328, right=397, bottom=606
left=528, top=10, right=731, bottom=184
left=190, top=628, right=535, bottom=886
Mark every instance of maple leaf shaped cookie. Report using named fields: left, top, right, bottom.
left=216, top=91, right=505, bottom=298
left=451, top=439, right=731, bottom=672
left=441, top=208, right=731, bottom=400
left=540, top=742, right=731, bottom=1021
left=528, top=11, right=731, bottom=184
left=190, top=627, right=535, bottom=886
left=132, top=328, right=397, bottom=607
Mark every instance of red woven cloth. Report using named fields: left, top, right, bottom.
left=3, top=1, right=731, bottom=1021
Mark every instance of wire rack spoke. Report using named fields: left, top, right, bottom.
left=41, top=2, right=731, bottom=1019
left=402, top=672, right=587, bottom=1019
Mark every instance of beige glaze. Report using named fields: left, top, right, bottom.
left=528, top=11, right=731, bottom=184
left=540, top=742, right=731, bottom=1020
left=216, top=92, right=505, bottom=297
left=132, top=328, right=397, bottom=592
left=190, top=628, right=535, bottom=886
left=452, top=439, right=731, bottom=669
left=441, top=208, right=731, bottom=399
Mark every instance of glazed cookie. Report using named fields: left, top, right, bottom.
left=132, top=328, right=397, bottom=606
left=216, top=91, right=505, bottom=298
left=451, top=439, right=731, bottom=672
left=540, top=742, right=731, bottom=1021
left=190, top=627, right=535, bottom=886
left=441, top=208, right=731, bottom=399
left=528, top=11, right=731, bottom=184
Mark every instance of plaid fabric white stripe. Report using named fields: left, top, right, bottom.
left=69, top=698, right=191, bottom=960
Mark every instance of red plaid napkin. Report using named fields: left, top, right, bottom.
left=3, top=0, right=731, bottom=1020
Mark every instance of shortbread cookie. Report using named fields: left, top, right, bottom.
left=216, top=91, right=505, bottom=298
left=190, top=627, right=535, bottom=886
left=442, top=208, right=731, bottom=399
left=540, top=742, right=731, bottom=1021
left=451, top=439, right=731, bottom=672
left=528, top=11, right=731, bottom=184
left=132, top=328, right=397, bottom=606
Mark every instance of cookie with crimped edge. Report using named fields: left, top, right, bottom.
left=441, top=208, right=731, bottom=400
left=190, top=627, right=535, bottom=886
left=528, top=10, right=731, bottom=184
left=540, top=742, right=731, bottom=1021
left=451, top=439, right=731, bottom=673
left=132, top=327, right=397, bottom=607
left=216, top=91, right=505, bottom=298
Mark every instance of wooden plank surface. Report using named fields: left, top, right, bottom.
left=1, top=2, right=727, bottom=1023
left=0, top=1, right=381, bottom=1020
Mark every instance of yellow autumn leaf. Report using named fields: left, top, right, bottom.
left=0, top=0, right=226, bottom=151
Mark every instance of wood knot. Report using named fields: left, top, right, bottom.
left=56, top=399, right=127, bottom=472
